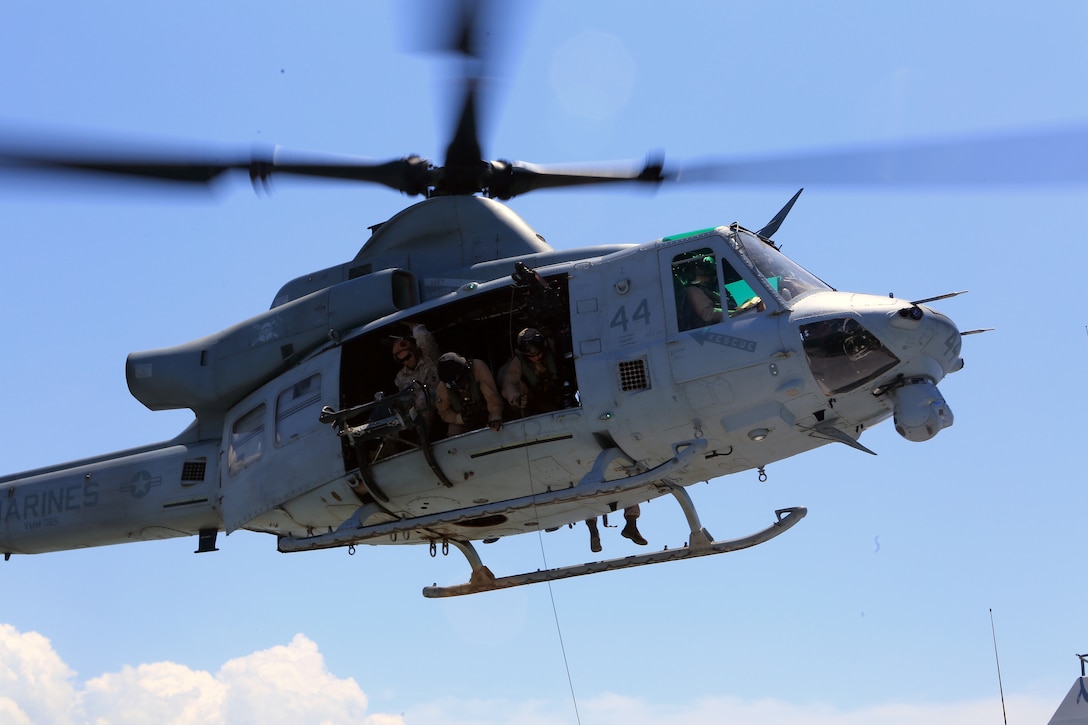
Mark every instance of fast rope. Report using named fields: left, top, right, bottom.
left=537, top=530, right=583, bottom=725
left=518, top=409, right=582, bottom=724
left=507, top=278, right=581, bottom=723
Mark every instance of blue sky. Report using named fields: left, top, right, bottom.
left=1, top=1, right=1086, bottom=723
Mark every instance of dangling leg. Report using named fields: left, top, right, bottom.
left=621, top=504, right=648, bottom=546
left=585, top=518, right=602, bottom=553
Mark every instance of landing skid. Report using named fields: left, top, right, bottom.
left=422, top=503, right=807, bottom=598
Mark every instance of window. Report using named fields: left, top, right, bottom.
left=228, top=404, right=266, bottom=475
left=734, top=230, right=832, bottom=303
left=800, top=318, right=900, bottom=394
left=275, top=374, right=323, bottom=445
left=672, top=248, right=750, bottom=331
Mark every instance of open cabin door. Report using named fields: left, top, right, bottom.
left=221, top=356, right=345, bottom=532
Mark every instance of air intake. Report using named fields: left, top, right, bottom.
left=618, top=359, right=650, bottom=392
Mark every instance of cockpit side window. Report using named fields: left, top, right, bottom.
left=672, top=248, right=760, bottom=331
left=672, top=249, right=720, bottom=331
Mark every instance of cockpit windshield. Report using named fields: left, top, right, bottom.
left=732, top=230, right=832, bottom=304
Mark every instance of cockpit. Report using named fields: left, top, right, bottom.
left=663, top=224, right=957, bottom=445
left=667, top=226, right=834, bottom=333
left=730, top=230, right=902, bottom=395
left=730, top=229, right=832, bottom=306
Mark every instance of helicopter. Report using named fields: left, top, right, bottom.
left=1, top=4, right=1050, bottom=600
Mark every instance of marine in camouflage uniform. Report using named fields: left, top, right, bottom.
left=434, top=353, right=504, bottom=436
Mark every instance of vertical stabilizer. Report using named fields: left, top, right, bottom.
left=1049, top=677, right=1088, bottom=724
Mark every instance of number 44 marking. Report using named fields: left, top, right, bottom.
left=610, top=298, right=651, bottom=333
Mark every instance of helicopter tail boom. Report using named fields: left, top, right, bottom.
left=0, top=439, right=220, bottom=556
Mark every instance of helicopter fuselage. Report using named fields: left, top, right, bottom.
left=0, top=199, right=962, bottom=560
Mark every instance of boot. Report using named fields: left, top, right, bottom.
left=621, top=515, right=648, bottom=546
left=586, top=519, right=602, bottom=553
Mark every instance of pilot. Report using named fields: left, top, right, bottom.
left=502, top=327, right=569, bottom=416
left=585, top=506, right=647, bottom=552
left=392, top=321, right=440, bottom=419
left=434, top=352, right=505, bottom=435
left=679, top=256, right=723, bottom=330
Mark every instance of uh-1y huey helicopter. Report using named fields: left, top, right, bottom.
left=2, top=5, right=1041, bottom=598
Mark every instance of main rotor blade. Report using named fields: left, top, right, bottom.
left=436, top=0, right=489, bottom=193
left=421, top=0, right=525, bottom=194
left=0, top=145, right=243, bottom=184
left=0, top=133, right=436, bottom=196
left=488, top=156, right=665, bottom=199
left=260, top=151, right=434, bottom=195
left=442, top=80, right=487, bottom=194
left=671, top=125, right=1088, bottom=186
left=408, top=0, right=493, bottom=60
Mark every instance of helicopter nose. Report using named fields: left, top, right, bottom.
left=796, top=293, right=964, bottom=443
left=795, top=292, right=963, bottom=400
left=898, top=304, right=964, bottom=379
left=881, top=303, right=962, bottom=442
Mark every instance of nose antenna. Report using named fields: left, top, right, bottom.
left=909, top=290, right=968, bottom=305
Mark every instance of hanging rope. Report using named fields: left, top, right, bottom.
left=521, top=415, right=583, bottom=722
left=536, top=529, right=583, bottom=725
left=507, top=274, right=582, bottom=723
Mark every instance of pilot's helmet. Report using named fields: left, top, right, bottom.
left=437, top=352, right=469, bottom=384
left=693, top=256, right=716, bottom=276
left=516, top=328, right=546, bottom=356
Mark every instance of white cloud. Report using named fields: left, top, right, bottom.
left=0, top=625, right=400, bottom=725
left=401, top=691, right=1058, bottom=725
left=82, top=661, right=225, bottom=725
left=0, top=625, right=80, bottom=725
left=214, top=634, right=371, bottom=725
left=0, top=624, right=1062, bottom=725
left=574, top=693, right=1056, bottom=725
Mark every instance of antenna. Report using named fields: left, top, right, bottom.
left=991, top=609, right=1008, bottom=725
left=1079, top=653, right=1088, bottom=677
